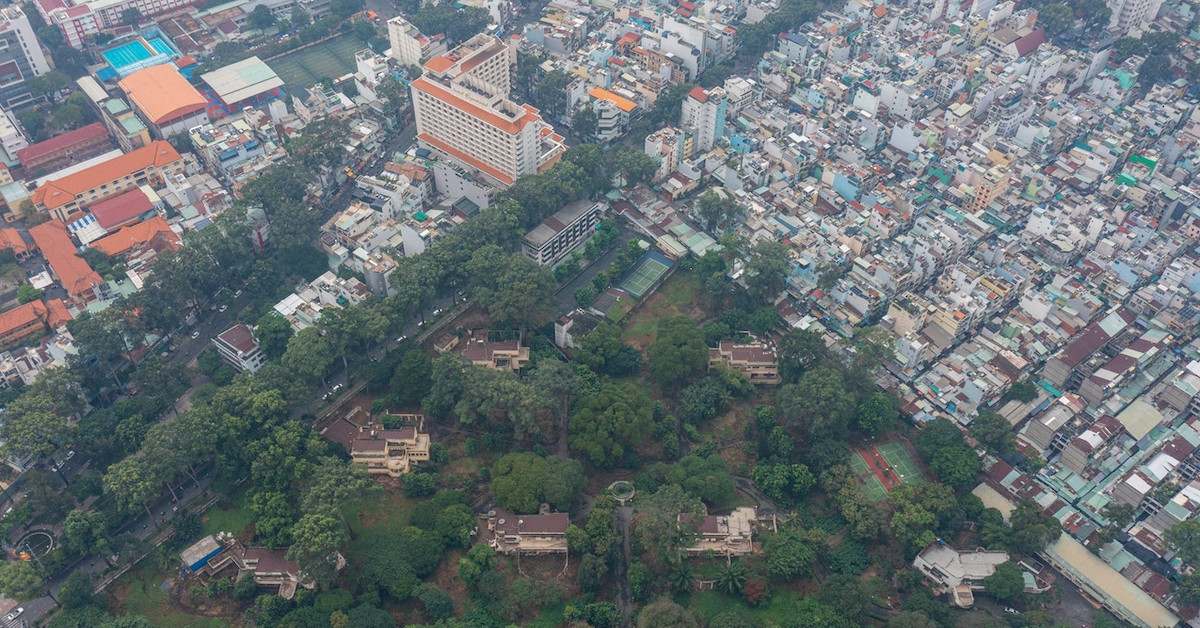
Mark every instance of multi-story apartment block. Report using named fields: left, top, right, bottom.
left=0, top=6, right=51, bottom=108
left=520, top=200, right=605, bottom=265
left=387, top=16, right=446, bottom=67
left=410, top=34, right=566, bottom=187
left=34, top=0, right=203, bottom=49
left=212, top=323, right=268, bottom=373
left=1106, top=0, right=1164, bottom=33
left=681, top=86, right=726, bottom=153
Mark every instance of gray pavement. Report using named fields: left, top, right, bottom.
left=553, top=223, right=636, bottom=315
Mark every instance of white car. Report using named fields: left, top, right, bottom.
left=218, top=305, right=228, bottom=313
left=5, top=608, right=23, bottom=621
left=191, top=331, right=200, bottom=339
left=234, top=290, right=243, bottom=298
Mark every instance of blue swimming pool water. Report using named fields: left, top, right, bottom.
left=148, top=38, right=172, bottom=56
left=102, top=40, right=154, bottom=69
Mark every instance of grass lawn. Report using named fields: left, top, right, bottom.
left=200, top=485, right=253, bottom=537
left=343, top=481, right=415, bottom=541
left=116, top=565, right=230, bottom=628
left=527, top=601, right=567, bottom=628
left=621, top=270, right=704, bottom=348
left=679, top=589, right=806, bottom=625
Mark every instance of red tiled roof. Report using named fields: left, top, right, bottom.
left=31, top=141, right=182, bottom=211
left=89, top=189, right=153, bottom=231
left=16, top=123, right=109, bottom=167
left=688, top=86, right=708, bottom=102
left=29, top=220, right=102, bottom=298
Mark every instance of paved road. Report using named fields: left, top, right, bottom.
left=553, top=223, right=636, bottom=314
left=615, top=505, right=633, bottom=627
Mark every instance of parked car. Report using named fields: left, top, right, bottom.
left=191, top=331, right=200, bottom=339
left=5, top=607, right=23, bottom=621
left=219, top=305, right=228, bottom=313
left=234, top=290, right=243, bottom=298
left=396, top=335, right=408, bottom=343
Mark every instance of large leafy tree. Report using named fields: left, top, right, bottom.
left=777, top=327, right=829, bottom=383
left=286, top=513, right=347, bottom=586
left=256, top=313, right=293, bottom=361
left=281, top=327, right=336, bottom=385
left=491, top=452, right=585, bottom=513
left=777, top=366, right=855, bottom=436
left=744, top=240, right=791, bottom=304
left=646, top=316, right=708, bottom=390
left=982, top=561, right=1024, bottom=600
left=577, top=321, right=642, bottom=376
left=0, top=561, right=43, bottom=601
left=569, top=381, right=655, bottom=467
left=105, top=456, right=161, bottom=524
left=971, top=410, right=1015, bottom=455
left=762, top=529, right=817, bottom=580
left=467, top=247, right=556, bottom=329
left=62, top=509, right=112, bottom=558
left=914, top=418, right=982, bottom=491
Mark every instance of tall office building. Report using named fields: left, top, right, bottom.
left=386, top=16, right=446, bottom=67
left=680, top=86, right=726, bottom=154
left=410, top=34, right=565, bottom=187
left=0, top=6, right=50, bottom=109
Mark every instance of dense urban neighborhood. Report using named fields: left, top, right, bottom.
left=0, top=0, right=1193, bottom=623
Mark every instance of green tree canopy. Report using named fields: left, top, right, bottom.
left=646, top=316, right=708, bottom=390
left=982, top=561, right=1024, bottom=600
left=744, top=240, right=791, bottom=304
left=569, top=381, right=655, bottom=467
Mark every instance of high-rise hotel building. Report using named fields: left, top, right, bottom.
left=410, top=34, right=565, bottom=187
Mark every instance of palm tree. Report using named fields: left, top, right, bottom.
left=716, top=560, right=747, bottom=595
left=668, top=556, right=695, bottom=592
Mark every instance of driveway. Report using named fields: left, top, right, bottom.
left=553, top=222, right=636, bottom=315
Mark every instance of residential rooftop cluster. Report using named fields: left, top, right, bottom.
left=478, top=0, right=1200, bottom=622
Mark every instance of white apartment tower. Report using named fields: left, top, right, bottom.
left=680, top=86, right=727, bottom=154
left=0, top=6, right=50, bottom=108
left=1106, top=0, right=1164, bottom=33
left=410, top=34, right=566, bottom=187
left=387, top=16, right=446, bottom=67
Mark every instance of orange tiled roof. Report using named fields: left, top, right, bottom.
left=590, top=88, right=638, bottom=112
left=118, top=65, right=208, bottom=125
left=423, top=55, right=456, bottom=73
left=0, top=300, right=47, bottom=340
left=29, top=220, right=102, bottom=298
left=92, top=216, right=181, bottom=257
left=31, top=141, right=182, bottom=211
left=43, top=298, right=71, bottom=328
left=0, top=228, right=29, bottom=256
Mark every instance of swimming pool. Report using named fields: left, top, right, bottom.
left=102, top=39, right=155, bottom=69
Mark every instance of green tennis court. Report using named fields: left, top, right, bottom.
left=876, top=442, right=922, bottom=484
left=620, top=256, right=670, bottom=298
left=850, top=453, right=889, bottom=502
